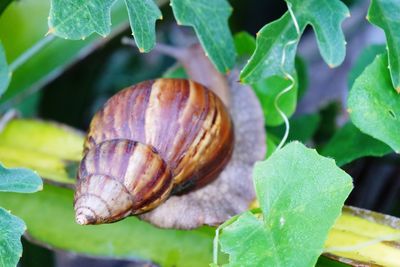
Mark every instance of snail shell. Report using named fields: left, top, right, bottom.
left=74, top=78, right=234, bottom=225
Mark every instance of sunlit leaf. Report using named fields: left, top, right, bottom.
left=0, top=184, right=219, bottom=267
left=368, top=0, right=400, bottom=91
left=0, top=164, right=42, bottom=193
left=218, top=142, right=353, bottom=266
left=0, top=119, right=83, bottom=186
left=325, top=206, right=400, bottom=266
left=0, top=207, right=26, bottom=267
left=171, top=0, right=236, bottom=73
left=348, top=53, right=400, bottom=152
left=321, top=122, right=392, bottom=166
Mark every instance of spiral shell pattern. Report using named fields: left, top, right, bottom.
left=74, top=78, right=234, bottom=224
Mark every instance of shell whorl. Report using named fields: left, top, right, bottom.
left=74, top=78, right=234, bottom=225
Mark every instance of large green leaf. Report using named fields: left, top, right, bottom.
left=0, top=0, right=127, bottom=106
left=0, top=207, right=26, bottom=267
left=348, top=53, right=400, bottom=152
left=0, top=41, right=9, bottom=96
left=321, top=122, right=392, bottom=166
left=368, top=0, right=400, bottom=91
left=171, top=0, right=236, bottom=73
left=218, top=142, right=353, bottom=266
left=240, top=0, right=348, bottom=84
left=0, top=184, right=217, bottom=267
left=0, top=119, right=83, bottom=186
left=0, top=164, right=42, bottom=193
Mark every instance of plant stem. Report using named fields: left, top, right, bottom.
left=9, top=35, right=55, bottom=73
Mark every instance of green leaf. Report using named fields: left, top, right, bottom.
left=0, top=207, right=26, bottom=267
left=0, top=164, right=42, bottom=193
left=240, top=0, right=349, bottom=84
left=219, top=142, right=353, bottom=266
left=49, top=0, right=116, bottom=39
left=0, top=184, right=219, bottom=267
left=123, top=0, right=162, bottom=52
left=0, top=0, right=128, bottom=106
left=321, top=122, right=392, bottom=166
left=368, top=0, right=400, bottom=91
left=0, top=119, right=83, bottom=186
left=253, top=75, right=298, bottom=126
left=240, top=12, right=300, bottom=84
left=234, top=31, right=256, bottom=57
left=171, top=0, right=236, bottom=73
left=348, top=53, right=400, bottom=152
left=287, top=0, right=349, bottom=67
left=348, top=44, right=386, bottom=88
left=49, top=0, right=161, bottom=51
left=0, top=41, right=10, bottom=96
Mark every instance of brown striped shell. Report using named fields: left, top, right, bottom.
left=74, top=78, right=234, bottom=225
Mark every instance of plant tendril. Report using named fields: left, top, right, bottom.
left=275, top=2, right=300, bottom=150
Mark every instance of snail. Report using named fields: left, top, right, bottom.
left=74, top=42, right=266, bottom=229
left=74, top=79, right=234, bottom=224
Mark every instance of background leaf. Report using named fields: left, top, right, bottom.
left=0, top=41, right=10, bottom=96
left=124, top=0, right=162, bottom=52
left=0, top=184, right=218, bottom=267
left=171, top=0, right=236, bottom=73
left=368, top=0, right=400, bottom=91
left=0, top=207, right=26, bottom=267
left=219, top=142, right=353, bottom=266
left=267, top=113, right=320, bottom=143
left=253, top=75, right=298, bottom=126
left=0, top=165, right=42, bottom=193
left=321, top=122, right=392, bottom=166
left=348, top=53, right=400, bottom=152
left=234, top=31, right=256, bottom=57
left=348, top=44, right=386, bottom=89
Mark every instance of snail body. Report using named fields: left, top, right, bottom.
left=74, top=78, right=234, bottom=225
